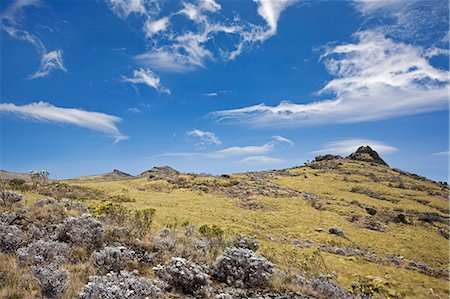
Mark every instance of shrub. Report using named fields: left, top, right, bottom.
left=90, top=202, right=128, bottom=225
left=91, top=246, right=135, bottom=273
left=9, top=178, right=26, bottom=189
left=199, top=224, right=224, bottom=239
left=396, top=213, right=408, bottom=224
left=154, top=257, right=210, bottom=295
left=55, top=214, right=104, bottom=249
left=232, top=234, right=259, bottom=251
left=17, top=240, right=71, bottom=266
left=295, top=274, right=352, bottom=299
left=365, top=207, right=377, bottom=216
left=78, top=270, right=163, bottom=299
left=0, top=223, right=23, bottom=253
left=130, top=208, right=155, bottom=234
left=31, top=263, right=68, bottom=299
left=212, top=247, right=273, bottom=288
left=0, top=190, right=23, bottom=208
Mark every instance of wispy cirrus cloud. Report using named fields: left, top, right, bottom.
left=160, top=135, right=292, bottom=159
left=314, top=139, right=398, bottom=156
left=1, top=0, right=67, bottom=79
left=431, top=151, right=450, bottom=157
left=0, top=101, right=127, bottom=142
left=239, top=155, right=283, bottom=164
left=122, top=68, right=170, bottom=94
left=30, top=50, right=67, bottom=79
left=211, top=30, right=449, bottom=127
left=108, top=0, right=298, bottom=73
left=353, top=0, right=448, bottom=45
left=187, top=129, right=222, bottom=146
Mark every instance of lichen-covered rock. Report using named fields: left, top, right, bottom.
left=154, top=257, right=210, bottom=296
left=233, top=234, right=260, bottom=251
left=32, top=263, right=68, bottom=299
left=55, top=214, right=104, bottom=249
left=17, top=239, right=71, bottom=266
left=91, top=246, right=135, bottom=273
left=0, top=223, right=23, bottom=253
left=213, top=247, right=273, bottom=288
left=78, top=270, right=164, bottom=299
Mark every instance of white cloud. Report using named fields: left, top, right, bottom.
left=353, top=0, right=409, bottom=15
left=214, top=143, right=274, bottom=157
left=239, top=155, right=283, bottom=164
left=272, top=135, right=294, bottom=146
left=127, top=107, right=141, bottom=113
left=187, top=129, right=222, bottom=146
left=353, top=0, right=448, bottom=45
left=30, top=50, right=67, bottom=79
left=431, top=151, right=450, bottom=157
left=122, top=67, right=170, bottom=94
left=135, top=50, right=199, bottom=73
left=1, top=1, right=67, bottom=79
left=204, top=92, right=218, bottom=97
left=144, top=16, right=169, bottom=37
left=314, top=139, right=398, bottom=156
left=255, top=0, right=297, bottom=36
left=212, top=30, right=449, bottom=126
left=0, top=101, right=127, bottom=142
left=161, top=135, right=291, bottom=159
left=107, top=0, right=152, bottom=18
left=109, top=0, right=296, bottom=73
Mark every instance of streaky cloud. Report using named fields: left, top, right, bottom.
left=122, top=67, right=171, bottom=94
left=314, top=139, right=398, bottom=156
left=211, top=30, right=449, bottom=127
left=0, top=101, right=127, bottom=142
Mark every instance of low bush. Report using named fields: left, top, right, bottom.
left=154, top=257, right=210, bottom=296
left=0, top=224, right=23, bottom=253
left=212, top=247, right=273, bottom=288
left=55, top=214, right=104, bottom=249
left=91, top=246, right=135, bottom=273
left=78, top=270, right=163, bottom=299
left=31, top=263, right=68, bottom=299
left=17, top=240, right=71, bottom=266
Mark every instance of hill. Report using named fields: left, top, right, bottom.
left=69, top=169, right=133, bottom=182
left=0, top=147, right=448, bottom=298
left=0, top=169, right=32, bottom=183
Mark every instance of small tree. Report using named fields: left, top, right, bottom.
left=30, top=170, right=50, bottom=185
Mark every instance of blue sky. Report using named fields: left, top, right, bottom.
left=0, top=0, right=449, bottom=181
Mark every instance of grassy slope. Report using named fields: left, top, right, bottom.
left=22, top=159, right=449, bottom=298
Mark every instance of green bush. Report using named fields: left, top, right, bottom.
left=199, top=224, right=224, bottom=239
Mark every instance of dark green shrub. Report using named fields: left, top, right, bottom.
left=365, top=207, right=377, bottom=216
left=199, top=224, right=224, bottom=239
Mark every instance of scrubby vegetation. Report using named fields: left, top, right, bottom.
left=0, top=150, right=448, bottom=298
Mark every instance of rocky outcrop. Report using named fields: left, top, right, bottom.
left=347, top=146, right=388, bottom=166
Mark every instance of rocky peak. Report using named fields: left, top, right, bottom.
left=347, top=146, right=388, bottom=166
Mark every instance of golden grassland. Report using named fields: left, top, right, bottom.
left=17, top=159, right=450, bottom=298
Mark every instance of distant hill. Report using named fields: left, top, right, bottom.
left=0, top=170, right=32, bottom=183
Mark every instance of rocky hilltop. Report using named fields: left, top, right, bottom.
left=348, top=145, right=389, bottom=166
